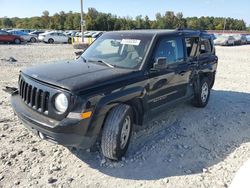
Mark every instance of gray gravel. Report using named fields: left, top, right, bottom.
left=0, top=43, right=250, bottom=188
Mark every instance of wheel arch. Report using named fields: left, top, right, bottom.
left=199, top=71, right=216, bottom=88
left=88, top=87, right=146, bottom=137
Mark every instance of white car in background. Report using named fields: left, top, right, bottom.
left=38, top=31, right=70, bottom=44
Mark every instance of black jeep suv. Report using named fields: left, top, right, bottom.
left=11, top=29, right=218, bottom=160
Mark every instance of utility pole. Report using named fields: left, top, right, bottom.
left=80, top=0, right=84, bottom=42
left=223, top=18, right=227, bottom=33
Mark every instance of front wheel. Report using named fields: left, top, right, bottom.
left=30, top=37, right=37, bottom=43
left=101, top=104, right=133, bottom=161
left=48, top=38, right=54, bottom=44
left=192, top=78, right=211, bottom=108
left=14, top=38, right=21, bottom=44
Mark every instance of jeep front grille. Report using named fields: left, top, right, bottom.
left=19, top=78, right=49, bottom=114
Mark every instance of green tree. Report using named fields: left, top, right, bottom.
left=176, top=12, right=186, bottom=28
left=42, top=10, right=50, bottom=28
left=135, top=15, right=143, bottom=29
left=64, top=11, right=74, bottom=30
left=144, top=16, right=151, bottom=29
left=85, top=8, right=98, bottom=30
left=0, top=8, right=247, bottom=31
left=2, top=17, right=14, bottom=28
left=73, top=13, right=81, bottom=30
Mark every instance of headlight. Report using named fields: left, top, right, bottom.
left=55, top=93, right=68, bottom=113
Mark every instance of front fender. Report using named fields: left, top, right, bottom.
left=87, top=86, right=145, bottom=137
left=96, top=86, right=145, bottom=115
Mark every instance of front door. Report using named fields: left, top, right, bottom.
left=148, top=35, right=191, bottom=109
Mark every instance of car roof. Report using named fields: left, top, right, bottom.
left=105, top=29, right=212, bottom=38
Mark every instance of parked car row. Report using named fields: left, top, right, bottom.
left=0, top=30, right=24, bottom=44
left=214, top=33, right=250, bottom=46
left=0, top=28, right=104, bottom=44
left=8, top=30, right=38, bottom=43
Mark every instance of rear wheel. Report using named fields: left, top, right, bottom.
left=192, top=78, right=211, bottom=108
left=14, top=38, right=21, bottom=44
left=101, top=104, right=133, bottom=160
left=30, top=37, right=36, bottom=43
left=48, top=38, right=54, bottom=44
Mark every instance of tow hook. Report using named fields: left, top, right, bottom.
left=3, top=86, right=18, bottom=94
left=38, top=132, right=45, bottom=140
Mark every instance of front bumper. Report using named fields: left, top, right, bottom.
left=11, top=92, right=97, bottom=149
left=38, top=36, right=45, bottom=42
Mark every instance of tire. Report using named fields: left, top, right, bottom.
left=101, top=104, right=133, bottom=160
left=48, top=38, right=54, bottom=44
left=192, top=77, right=211, bottom=108
left=30, top=37, right=36, bottom=43
left=14, top=38, right=21, bottom=44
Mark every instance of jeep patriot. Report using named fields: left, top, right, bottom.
left=10, top=29, right=218, bottom=160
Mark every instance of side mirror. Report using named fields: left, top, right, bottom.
left=153, top=57, right=168, bottom=70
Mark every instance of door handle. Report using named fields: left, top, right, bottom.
left=178, top=71, right=186, bottom=76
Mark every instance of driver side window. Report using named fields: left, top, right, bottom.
left=153, top=37, right=184, bottom=65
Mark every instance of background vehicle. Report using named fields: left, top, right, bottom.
left=29, top=30, right=45, bottom=37
left=0, top=30, right=24, bottom=44
left=246, top=35, right=250, bottom=44
left=8, top=30, right=37, bottom=43
left=18, top=29, right=35, bottom=34
left=214, top=35, right=235, bottom=46
left=38, top=31, right=70, bottom=44
left=64, top=31, right=78, bottom=37
left=233, top=34, right=247, bottom=45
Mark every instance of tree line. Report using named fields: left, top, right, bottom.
left=0, top=8, right=249, bottom=31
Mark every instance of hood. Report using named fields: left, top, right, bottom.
left=214, top=38, right=227, bottom=43
left=21, top=59, right=134, bottom=92
left=29, top=33, right=37, bottom=37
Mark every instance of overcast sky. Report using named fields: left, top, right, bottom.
left=0, top=0, right=249, bottom=25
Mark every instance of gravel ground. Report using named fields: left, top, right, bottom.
left=0, top=43, right=250, bottom=188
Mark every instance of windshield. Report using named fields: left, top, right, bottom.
left=81, top=33, right=153, bottom=69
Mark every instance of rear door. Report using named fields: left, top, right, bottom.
left=0, top=31, right=12, bottom=42
left=58, top=33, right=68, bottom=43
left=198, top=37, right=218, bottom=71
left=148, top=35, right=191, bottom=109
left=198, top=37, right=215, bottom=64
left=0, top=31, right=6, bottom=42
left=51, top=33, right=60, bottom=42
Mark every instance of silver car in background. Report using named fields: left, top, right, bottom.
left=214, top=35, right=235, bottom=46
left=8, top=30, right=37, bottom=43
left=246, top=35, right=250, bottom=44
left=233, top=34, right=247, bottom=45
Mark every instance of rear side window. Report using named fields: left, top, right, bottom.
left=153, top=37, right=184, bottom=64
left=200, top=39, right=212, bottom=54
left=185, top=37, right=199, bottom=57
left=0, top=31, right=8, bottom=35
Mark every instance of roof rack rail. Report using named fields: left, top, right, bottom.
left=176, top=28, right=207, bottom=33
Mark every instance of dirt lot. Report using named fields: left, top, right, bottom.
left=0, top=43, right=250, bottom=188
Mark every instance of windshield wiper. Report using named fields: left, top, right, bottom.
left=80, top=56, right=87, bottom=63
left=88, top=59, right=114, bottom=68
